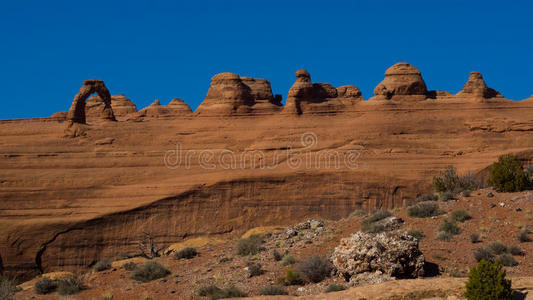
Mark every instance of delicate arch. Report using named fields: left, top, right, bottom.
left=67, top=79, right=116, bottom=124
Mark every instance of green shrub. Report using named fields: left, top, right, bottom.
left=276, top=269, right=305, bottom=286
left=259, top=285, right=288, bottom=295
left=198, top=285, right=247, bottom=300
left=123, top=261, right=137, bottom=271
left=487, top=154, right=527, bottom=192
left=439, top=191, right=456, bottom=201
left=465, top=260, right=512, bottom=300
left=439, top=219, right=460, bottom=235
left=508, top=245, right=524, bottom=256
left=470, top=233, right=480, bottom=243
left=174, top=247, right=198, bottom=259
left=236, top=234, right=263, bottom=256
left=487, top=242, right=508, bottom=255
left=407, top=229, right=425, bottom=241
left=408, top=202, right=442, bottom=218
left=0, top=276, right=14, bottom=300
left=93, top=259, right=111, bottom=272
left=57, top=276, right=83, bottom=296
left=326, top=284, right=346, bottom=293
left=34, top=277, right=57, bottom=294
left=474, top=247, right=495, bottom=262
left=462, top=190, right=472, bottom=197
left=362, top=210, right=391, bottom=224
left=416, top=194, right=439, bottom=202
left=518, top=230, right=531, bottom=243
left=349, top=209, right=367, bottom=217
left=298, top=256, right=331, bottom=283
left=272, top=250, right=283, bottom=261
left=281, top=255, right=296, bottom=266
left=131, top=261, right=170, bottom=282
left=498, top=254, right=518, bottom=267
left=436, top=231, right=454, bottom=241
left=433, top=166, right=479, bottom=193
left=247, top=262, right=263, bottom=277
left=361, top=223, right=386, bottom=233
left=450, top=210, right=472, bottom=223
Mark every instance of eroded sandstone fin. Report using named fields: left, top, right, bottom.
left=457, top=71, right=504, bottom=99
left=67, top=79, right=116, bottom=124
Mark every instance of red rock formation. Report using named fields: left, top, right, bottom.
left=67, top=80, right=116, bottom=124
left=337, top=85, right=362, bottom=99
left=457, top=72, right=504, bottom=99
left=168, top=98, right=193, bottom=114
left=128, top=98, right=193, bottom=121
left=283, top=69, right=347, bottom=114
left=86, top=94, right=137, bottom=119
left=195, top=72, right=281, bottom=116
left=372, top=62, right=428, bottom=100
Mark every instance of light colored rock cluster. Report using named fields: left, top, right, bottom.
left=332, top=230, right=425, bottom=286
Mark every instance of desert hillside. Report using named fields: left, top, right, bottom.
left=1, top=63, right=533, bottom=285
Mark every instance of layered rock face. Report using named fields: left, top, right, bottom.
left=67, top=79, right=116, bottom=124
left=195, top=72, right=281, bottom=116
left=457, top=72, right=504, bottom=100
left=332, top=231, right=425, bottom=286
left=168, top=98, right=193, bottom=114
left=283, top=69, right=354, bottom=114
left=372, top=62, right=428, bottom=100
left=86, top=94, right=137, bottom=119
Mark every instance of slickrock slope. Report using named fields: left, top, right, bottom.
left=1, top=63, right=533, bottom=282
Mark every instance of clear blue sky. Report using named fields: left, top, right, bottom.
left=1, top=0, right=532, bottom=119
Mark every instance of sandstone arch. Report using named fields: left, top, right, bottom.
left=67, top=79, right=116, bottom=124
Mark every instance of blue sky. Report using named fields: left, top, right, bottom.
left=1, top=0, right=532, bottom=119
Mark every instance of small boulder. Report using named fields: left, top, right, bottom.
left=332, top=231, right=425, bottom=286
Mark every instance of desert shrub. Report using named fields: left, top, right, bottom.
left=247, top=262, right=263, bottom=277
left=57, top=276, right=83, bottom=296
left=465, top=260, right=512, bottom=300
left=508, top=245, right=524, bottom=256
left=259, top=284, right=288, bottom=295
left=123, top=261, right=137, bottom=271
left=436, top=231, right=454, bottom=242
left=174, top=247, right=198, bottom=259
left=408, top=202, right=442, bottom=218
left=93, top=259, right=111, bottom=272
left=470, top=233, right=480, bottom=243
left=236, top=234, right=263, bottom=256
left=276, top=269, right=305, bottom=286
left=131, top=261, right=170, bottom=282
left=361, top=223, right=386, bottom=233
left=298, top=256, right=332, bottom=283
left=450, top=210, right=472, bottom=223
left=487, top=154, right=527, bottom=192
left=0, top=276, right=14, bottom=300
left=350, top=209, right=367, bottom=217
left=433, top=166, right=479, bottom=194
left=102, top=292, right=114, bottom=300
left=362, top=210, right=391, bottom=224
left=498, top=254, right=518, bottom=267
left=34, top=277, right=57, bottom=294
left=439, top=219, right=460, bottom=235
left=272, top=250, right=283, bottom=261
left=281, top=255, right=296, bottom=266
left=518, top=230, right=531, bottom=243
left=487, top=241, right=508, bottom=255
left=474, top=247, right=495, bottom=262
left=462, top=190, right=472, bottom=197
left=198, top=285, right=247, bottom=299
left=416, top=193, right=439, bottom=202
left=407, top=229, right=425, bottom=240
left=326, top=284, right=346, bottom=293
left=439, top=191, right=455, bottom=201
